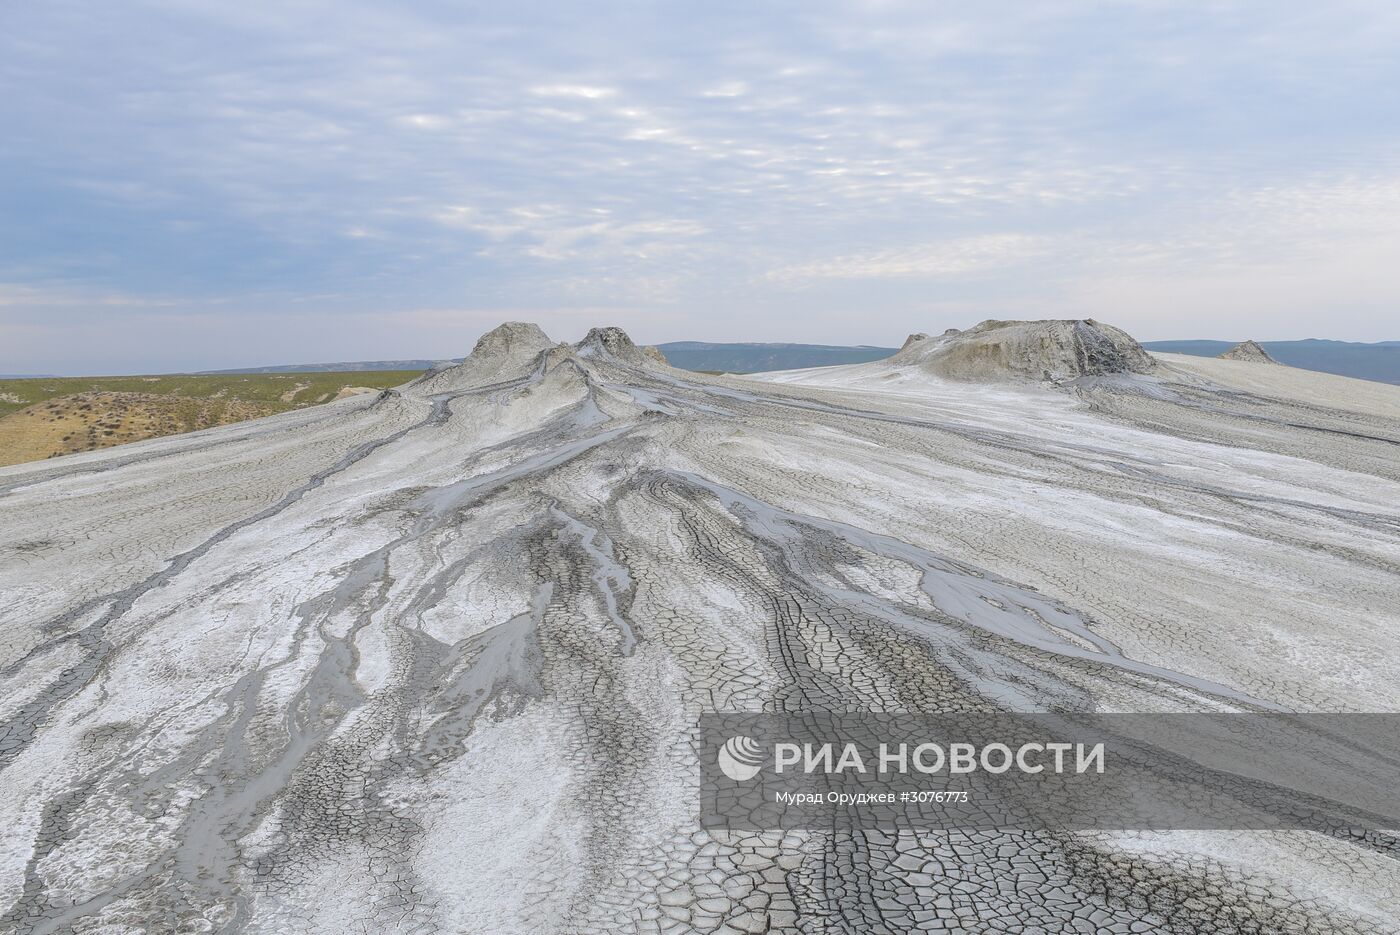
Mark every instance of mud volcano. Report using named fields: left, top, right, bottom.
left=3, top=321, right=1400, bottom=932
left=1219, top=339, right=1282, bottom=364
left=892, top=318, right=1156, bottom=382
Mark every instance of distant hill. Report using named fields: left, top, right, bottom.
left=199, top=344, right=902, bottom=375
left=200, top=359, right=451, bottom=374
left=654, top=341, right=898, bottom=373
left=1142, top=339, right=1400, bottom=385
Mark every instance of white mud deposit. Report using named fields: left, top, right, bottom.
left=2, top=320, right=1400, bottom=933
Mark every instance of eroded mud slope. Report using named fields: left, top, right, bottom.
left=3, top=320, right=1400, bottom=933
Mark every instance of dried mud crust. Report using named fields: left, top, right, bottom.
left=892, top=319, right=1156, bottom=383
left=2, top=323, right=1400, bottom=933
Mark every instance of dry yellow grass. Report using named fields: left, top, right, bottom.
left=0, top=370, right=421, bottom=467
left=0, top=392, right=274, bottom=467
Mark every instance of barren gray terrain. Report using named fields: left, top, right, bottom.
left=2, top=320, right=1399, bottom=933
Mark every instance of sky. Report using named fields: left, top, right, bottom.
left=2, top=1, right=1399, bottom=374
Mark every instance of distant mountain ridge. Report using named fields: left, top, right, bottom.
left=654, top=341, right=898, bottom=372
left=1141, top=339, right=1400, bottom=385
left=200, top=359, right=452, bottom=374
left=198, top=342, right=902, bottom=376
left=177, top=337, right=1400, bottom=384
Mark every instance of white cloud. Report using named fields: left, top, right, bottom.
left=766, top=235, right=1053, bottom=283
left=529, top=84, right=617, bottom=100
left=700, top=81, right=748, bottom=98
left=397, top=113, right=451, bottom=130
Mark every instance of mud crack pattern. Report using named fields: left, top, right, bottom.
left=2, top=324, right=1399, bottom=933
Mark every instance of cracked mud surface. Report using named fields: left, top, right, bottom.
left=3, top=322, right=1400, bottom=933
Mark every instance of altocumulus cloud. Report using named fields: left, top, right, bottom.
left=1, top=0, right=1399, bottom=373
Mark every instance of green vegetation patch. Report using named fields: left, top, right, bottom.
left=0, top=371, right=423, bottom=419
